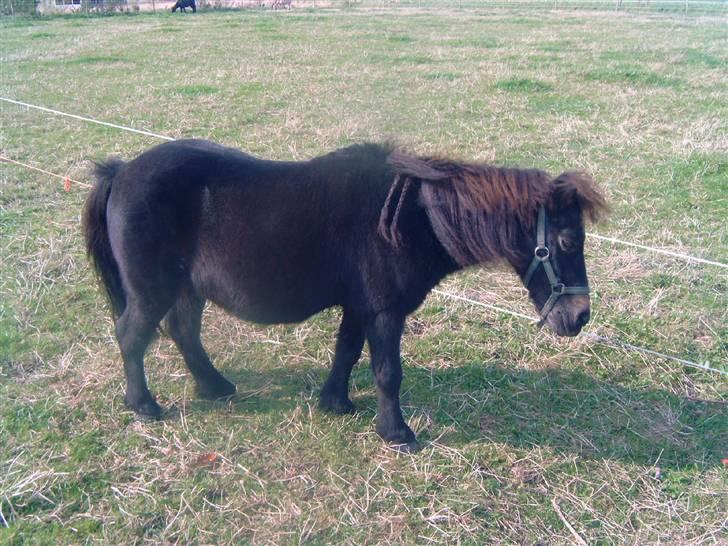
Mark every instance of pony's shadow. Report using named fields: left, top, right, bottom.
left=197, top=360, right=725, bottom=469
left=406, top=363, right=726, bottom=469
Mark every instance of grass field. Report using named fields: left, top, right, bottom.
left=1, top=6, right=727, bottom=544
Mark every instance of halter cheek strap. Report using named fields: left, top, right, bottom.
left=523, top=206, right=590, bottom=326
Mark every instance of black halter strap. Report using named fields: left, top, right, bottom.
left=523, top=206, right=589, bottom=326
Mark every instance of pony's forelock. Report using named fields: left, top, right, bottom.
left=551, top=171, right=610, bottom=224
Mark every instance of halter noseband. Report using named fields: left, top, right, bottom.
left=523, top=206, right=589, bottom=326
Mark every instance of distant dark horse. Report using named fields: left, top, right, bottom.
left=84, top=140, right=607, bottom=450
left=171, top=0, right=196, bottom=12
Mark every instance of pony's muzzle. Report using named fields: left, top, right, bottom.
left=545, top=295, right=590, bottom=337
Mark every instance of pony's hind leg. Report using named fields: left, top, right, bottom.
left=116, top=302, right=169, bottom=419
left=164, top=287, right=236, bottom=399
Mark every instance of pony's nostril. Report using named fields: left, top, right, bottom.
left=576, top=309, right=590, bottom=327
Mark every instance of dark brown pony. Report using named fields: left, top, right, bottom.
left=171, top=0, right=196, bottom=12
left=83, top=140, right=607, bottom=450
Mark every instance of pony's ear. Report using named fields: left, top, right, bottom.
left=551, top=171, right=610, bottom=223
left=387, top=151, right=449, bottom=182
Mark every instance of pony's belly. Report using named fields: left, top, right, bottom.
left=196, top=276, right=337, bottom=326
left=189, top=234, right=342, bottom=325
left=220, top=298, right=328, bottom=325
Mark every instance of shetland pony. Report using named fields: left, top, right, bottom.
left=84, top=140, right=607, bottom=449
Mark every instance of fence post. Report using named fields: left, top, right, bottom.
left=684, top=0, right=688, bottom=12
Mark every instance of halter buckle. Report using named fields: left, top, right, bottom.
left=534, top=246, right=550, bottom=261
left=552, top=283, right=565, bottom=295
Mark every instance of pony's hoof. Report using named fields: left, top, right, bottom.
left=377, top=423, right=416, bottom=446
left=196, top=377, right=237, bottom=400
left=387, top=441, right=421, bottom=454
left=318, top=394, right=356, bottom=415
left=125, top=395, right=162, bottom=420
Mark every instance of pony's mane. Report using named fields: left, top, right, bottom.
left=380, top=150, right=608, bottom=267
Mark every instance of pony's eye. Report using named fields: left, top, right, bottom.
left=558, top=235, right=577, bottom=252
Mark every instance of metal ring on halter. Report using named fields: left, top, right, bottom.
left=534, top=246, right=550, bottom=260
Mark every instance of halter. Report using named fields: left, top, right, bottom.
left=523, top=206, right=590, bottom=326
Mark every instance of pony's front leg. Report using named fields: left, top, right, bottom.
left=366, top=312, right=417, bottom=449
left=319, top=310, right=364, bottom=414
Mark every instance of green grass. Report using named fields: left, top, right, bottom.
left=173, top=84, right=220, bottom=96
left=387, top=33, right=415, bottom=43
left=584, top=65, right=681, bottom=87
left=421, top=71, right=460, bottom=81
left=538, top=40, right=574, bottom=52
left=1, top=7, right=726, bottom=545
left=495, top=77, right=554, bottom=92
left=66, top=54, right=130, bottom=65
left=680, top=48, right=724, bottom=69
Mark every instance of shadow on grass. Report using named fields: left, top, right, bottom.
left=214, top=361, right=726, bottom=469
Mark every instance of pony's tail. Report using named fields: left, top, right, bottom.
left=83, top=158, right=126, bottom=321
